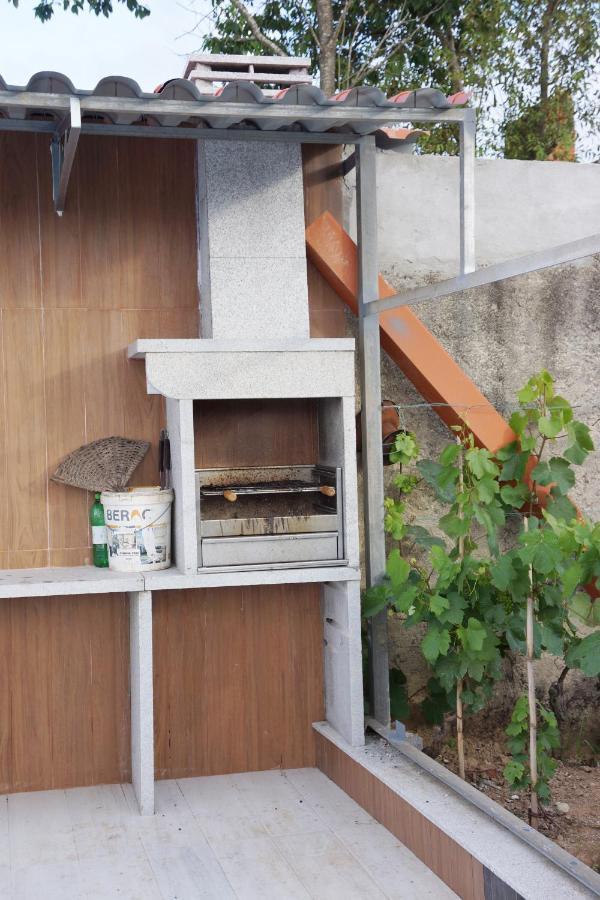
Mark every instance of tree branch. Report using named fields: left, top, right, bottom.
left=230, top=0, right=287, bottom=56
left=333, top=0, right=354, bottom=43
left=292, top=0, right=320, bottom=48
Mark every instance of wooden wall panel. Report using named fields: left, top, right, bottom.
left=315, top=731, right=486, bottom=900
left=0, top=134, right=41, bottom=310
left=153, top=585, right=324, bottom=779
left=45, top=308, right=88, bottom=554
left=0, top=133, right=198, bottom=566
left=3, top=309, right=48, bottom=559
left=0, top=312, right=8, bottom=552
left=302, top=145, right=347, bottom=339
left=0, top=593, right=130, bottom=794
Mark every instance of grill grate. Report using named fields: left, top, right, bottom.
left=200, top=479, right=333, bottom=497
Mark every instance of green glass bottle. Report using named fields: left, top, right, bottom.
left=90, top=492, right=109, bottom=568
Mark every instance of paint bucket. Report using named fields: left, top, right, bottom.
left=100, top=487, right=174, bottom=572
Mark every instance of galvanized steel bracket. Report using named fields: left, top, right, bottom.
left=51, top=96, right=81, bottom=216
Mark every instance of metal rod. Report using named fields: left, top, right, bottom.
left=364, top=231, right=600, bottom=317
left=53, top=96, right=81, bottom=215
left=357, top=137, right=390, bottom=727
left=459, top=110, right=476, bottom=275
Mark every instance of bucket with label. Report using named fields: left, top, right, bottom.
left=100, top=487, right=174, bottom=572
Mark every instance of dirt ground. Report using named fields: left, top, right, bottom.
left=416, top=721, right=600, bottom=871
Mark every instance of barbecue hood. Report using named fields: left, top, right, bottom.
left=128, top=338, right=355, bottom=401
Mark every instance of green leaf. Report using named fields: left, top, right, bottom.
left=531, top=540, right=562, bottom=575
left=562, top=562, right=584, bottom=598
left=405, top=525, right=446, bottom=550
left=389, top=431, right=420, bottom=466
left=490, top=554, right=514, bottom=591
left=362, top=585, right=388, bottom=618
left=438, top=592, right=467, bottom=626
left=565, top=632, right=600, bottom=676
left=460, top=617, right=487, bottom=652
left=538, top=414, right=563, bottom=438
left=476, top=475, right=499, bottom=504
left=421, top=626, right=451, bottom=664
left=465, top=447, right=499, bottom=479
left=565, top=421, right=594, bottom=465
left=540, top=624, right=564, bottom=656
left=545, top=494, right=577, bottom=522
left=393, top=585, right=419, bottom=614
left=508, top=410, right=529, bottom=437
left=517, top=382, right=537, bottom=404
left=439, top=512, right=470, bottom=539
left=500, top=483, right=529, bottom=508
left=506, top=722, right=525, bottom=737
left=439, top=443, right=460, bottom=466
left=500, top=449, right=530, bottom=482
left=386, top=549, right=410, bottom=589
left=417, top=459, right=457, bottom=503
left=531, top=457, right=575, bottom=494
left=430, top=594, right=450, bottom=616
left=569, top=591, right=592, bottom=622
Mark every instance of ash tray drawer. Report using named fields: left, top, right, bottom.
left=200, top=532, right=339, bottom=568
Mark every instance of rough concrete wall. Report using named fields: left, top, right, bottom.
left=346, top=155, right=600, bottom=516
left=345, top=155, right=600, bottom=738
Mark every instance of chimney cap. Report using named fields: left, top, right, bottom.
left=184, top=52, right=312, bottom=95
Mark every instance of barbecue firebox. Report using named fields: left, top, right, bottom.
left=196, top=464, right=344, bottom=568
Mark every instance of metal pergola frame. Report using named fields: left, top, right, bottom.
left=2, top=92, right=599, bottom=725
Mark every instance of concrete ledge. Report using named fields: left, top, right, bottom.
left=0, top=565, right=144, bottom=598
left=144, top=564, right=361, bottom=591
left=0, top=563, right=360, bottom=599
left=128, top=338, right=355, bottom=356
left=314, top=721, right=599, bottom=900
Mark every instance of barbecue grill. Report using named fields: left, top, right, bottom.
left=195, top=464, right=344, bottom=568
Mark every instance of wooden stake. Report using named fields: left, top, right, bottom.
left=524, top=516, right=539, bottom=827
left=456, top=677, right=465, bottom=780
left=456, top=437, right=466, bottom=781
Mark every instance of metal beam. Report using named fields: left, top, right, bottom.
left=51, top=96, right=81, bottom=215
left=459, top=110, right=476, bottom=275
left=357, top=137, right=390, bottom=727
left=79, top=122, right=366, bottom=145
left=365, top=232, right=600, bottom=317
left=0, top=88, right=470, bottom=128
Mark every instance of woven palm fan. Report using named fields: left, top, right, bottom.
left=52, top=437, right=151, bottom=493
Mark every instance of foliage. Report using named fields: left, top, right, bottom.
left=363, top=370, right=600, bottom=803
left=503, top=695, right=560, bottom=800
left=9, top=0, right=150, bottom=20
left=200, top=0, right=600, bottom=158
left=389, top=667, right=410, bottom=721
left=497, top=1, right=600, bottom=161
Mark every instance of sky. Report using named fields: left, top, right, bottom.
left=0, top=0, right=213, bottom=89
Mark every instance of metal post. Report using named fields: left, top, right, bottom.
left=459, top=109, right=476, bottom=275
left=357, top=137, right=389, bottom=726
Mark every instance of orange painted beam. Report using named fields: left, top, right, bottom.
left=306, top=211, right=596, bottom=596
left=306, top=211, right=515, bottom=453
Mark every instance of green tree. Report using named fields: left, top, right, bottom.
left=498, top=1, right=600, bottom=160
left=8, top=0, right=150, bottom=21
left=201, top=0, right=600, bottom=159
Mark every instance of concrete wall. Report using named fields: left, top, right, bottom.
left=345, top=155, right=600, bottom=735
left=346, top=154, right=600, bottom=520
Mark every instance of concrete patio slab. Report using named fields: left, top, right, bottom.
left=2, top=768, right=456, bottom=899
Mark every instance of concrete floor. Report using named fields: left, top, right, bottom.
left=0, top=767, right=457, bottom=899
